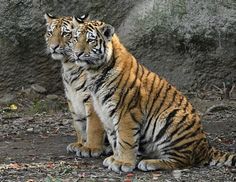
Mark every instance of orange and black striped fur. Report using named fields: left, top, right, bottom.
left=44, top=13, right=110, bottom=157
left=71, top=18, right=236, bottom=172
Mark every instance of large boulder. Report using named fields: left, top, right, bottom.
left=118, top=0, right=236, bottom=90
left=0, top=0, right=235, bottom=94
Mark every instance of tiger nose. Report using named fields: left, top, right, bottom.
left=50, top=44, right=59, bottom=52
left=75, top=51, right=83, bottom=58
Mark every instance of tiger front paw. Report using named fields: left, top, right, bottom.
left=138, top=159, right=157, bottom=171
left=66, top=142, right=83, bottom=153
left=76, top=146, right=104, bottom=158
left=103, top=155, right=135, bottom=173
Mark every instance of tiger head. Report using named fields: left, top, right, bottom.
left=71, top=17, right=115, bottom=69
left=44, top=13, right=73, bottom=60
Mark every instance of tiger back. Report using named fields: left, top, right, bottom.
left=71, top=17, right=236, bottom=172
left=44, top=13, right=109, bottom=157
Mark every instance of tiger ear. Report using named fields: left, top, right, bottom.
left=78, top=13, right=90, bottom=22
left=73, top=13, right=89, bottom=25
left=44, top=13, right=56, bottom=23
left=100, top=24, right=114, bottom=41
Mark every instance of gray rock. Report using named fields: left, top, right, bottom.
left=46, top=94, right=59, bottom=100
left=13, top=119, right=26, bottom=125
left=62, top=119, right=70, bottom=126
left=3, top=124, right=9, bottom=130
left=25, top=116, right=34, bottom=122
left=31, top=84, right=47, bottom=94
left=26, top=128, right=34, bottom=132
left=0, top=93, right=15, bottom=104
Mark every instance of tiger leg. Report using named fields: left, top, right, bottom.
left=66, top=100, right=87, bottom=153
left=76, top=102, right=111, bottom=157
left=138, top=158, right=188, bottom=171
left=103, top=112, right=141, bottom=172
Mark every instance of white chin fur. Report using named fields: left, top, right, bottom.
left=51, top=53, right=64, bottom=60
left=75, top=61, right=88, bottom=68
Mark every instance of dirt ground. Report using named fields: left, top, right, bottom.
left=0, top=89, right=236, bottom=182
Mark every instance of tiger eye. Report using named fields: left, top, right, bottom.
left=87, top=39, right=95, bottom=43
left=47, top=30, right=52, bottom=36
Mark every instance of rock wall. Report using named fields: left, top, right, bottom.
left=0, top=0, right=138, bottom=94
left=119, top=0, right=236, bottom=90
left=0, top=0, right=235, bottom=95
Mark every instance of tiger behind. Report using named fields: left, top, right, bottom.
left=71, top=17, right=236, bottom=172
left=44, top=13, right=110, bottom=157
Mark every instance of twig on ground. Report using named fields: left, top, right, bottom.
left=229, top=84, right=235, bottom=98
left=204, top=104, right=231, bottom=115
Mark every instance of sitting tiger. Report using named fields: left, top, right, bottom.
left=44, top=13, right=110, bottom=157
left=70, top=17, right=236, bottom=172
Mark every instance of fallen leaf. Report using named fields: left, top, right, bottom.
left=153, top=172, right=161, bottom=180
left=10, top=104, right=17, bottom=111
left=221, top=139, right=233, bottom=145
left=9, top=163, right=21, bottom=170
left=39, top=134, right=49, bottom=139
left=78, top=172, right=86, bottom=178
left=47, top=162, right=54, bottom=169
left=126, top=173, right=134, bottom=178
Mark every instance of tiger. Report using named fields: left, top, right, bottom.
left=44, top=13, right=110, bottom=157
left=70, top=17, right=236, bottom=173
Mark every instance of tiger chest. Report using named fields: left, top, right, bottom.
left=62, top=72, right=87, bottom=116
left=91, top=92, right=114, bottom=130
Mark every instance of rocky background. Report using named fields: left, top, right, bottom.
left=0, top=0, right=235, bottom=96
